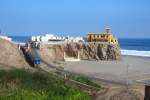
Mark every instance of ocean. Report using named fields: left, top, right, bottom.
left=9, top=36, right=150, bottom=57
left=10, top=36, right=31, bottom=43
left=119, top=39, right=150, bottom=57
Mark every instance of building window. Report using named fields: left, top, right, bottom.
left=101, top=35, right=105, bottom=38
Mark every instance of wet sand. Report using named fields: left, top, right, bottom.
left=62, top=56, right=150, bottom=85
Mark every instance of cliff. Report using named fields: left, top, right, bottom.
left=0, top=39, right=29, bottom=69
left=65, top=43, right=121, bottom=60
left=39, top=43, right=121, bottom=62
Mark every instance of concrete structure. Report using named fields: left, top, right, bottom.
left=64, top=52, right=80, bottom=62
left=87, top=26, right=118, bottom=45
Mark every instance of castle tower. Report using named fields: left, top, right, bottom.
left=105, top=26, right=111, bottom=34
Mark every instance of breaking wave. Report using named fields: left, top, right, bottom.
left=121, top=49, right=150, bottom=57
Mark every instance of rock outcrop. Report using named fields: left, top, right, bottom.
left=0, top=39, right=29, bottom=69
left=65, top=43, right=121, bottom=60
left=39, top=43, right=121, bottom=62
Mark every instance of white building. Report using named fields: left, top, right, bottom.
left=31, top=34, right=84, bottom=43
left=31, top=34, right=64, bottom=42
left=64, top=36, right=84, bottom=43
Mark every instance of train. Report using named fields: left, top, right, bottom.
left=21, top=47, right=41, bottom=67
left=27, top=49, right=41, bottom=67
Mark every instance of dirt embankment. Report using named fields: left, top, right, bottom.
left=0, top=39, right=29, bottom=69
left=38, top=43, right=121, bottom=63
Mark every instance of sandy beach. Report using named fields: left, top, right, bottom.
left=62, top=56, right=150, bottom=85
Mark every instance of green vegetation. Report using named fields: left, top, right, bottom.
left=0, top=69, right=91, bottom=100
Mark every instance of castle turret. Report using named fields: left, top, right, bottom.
left=105, top=26, right=111, bottom=34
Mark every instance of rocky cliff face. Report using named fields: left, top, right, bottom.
left=39, top=43, right=121, bottom=62
left=64, top=43, right=121, bottom=60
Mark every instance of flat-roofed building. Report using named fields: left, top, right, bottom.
left=87, top=26, right=118, bottom=45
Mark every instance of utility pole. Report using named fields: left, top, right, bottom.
left=126, top=63, right=130, bottom=90
left=0, top=29, right=1, bottom=35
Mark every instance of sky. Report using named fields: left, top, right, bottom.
left=0, top=0, right=150, bottom=38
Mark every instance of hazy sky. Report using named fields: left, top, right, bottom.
left=0, top=0, right=150, bottom=38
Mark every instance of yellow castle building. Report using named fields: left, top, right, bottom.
left=87, top=26, right=118, bottom=45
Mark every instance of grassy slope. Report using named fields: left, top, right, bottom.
left=0, top=69, right=91, bottom=100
